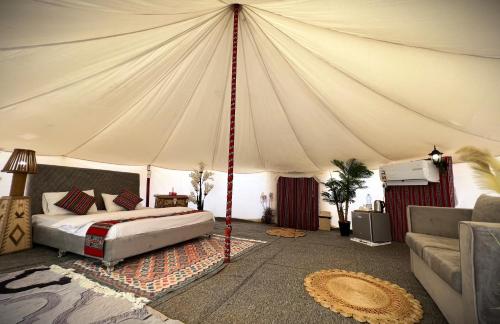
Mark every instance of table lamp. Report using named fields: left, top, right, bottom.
left=2, top=149, right=38, bottom=196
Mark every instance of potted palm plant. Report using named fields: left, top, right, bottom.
left=322, top=159, right=373, bottom=236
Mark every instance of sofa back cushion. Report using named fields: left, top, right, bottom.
left=472, top=195, right=500, bottom=223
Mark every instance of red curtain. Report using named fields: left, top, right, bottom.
left=277, top=177, right=319, bottom=231
left=384, top=157, right=455, bottom=241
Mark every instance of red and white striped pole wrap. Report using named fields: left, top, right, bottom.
left=224, top=4, right=240, bottom=263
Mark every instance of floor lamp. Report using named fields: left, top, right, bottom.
left=0, top=149, right=38, bottom=254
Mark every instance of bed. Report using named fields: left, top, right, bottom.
left=27, top=164, right=214, bottom=271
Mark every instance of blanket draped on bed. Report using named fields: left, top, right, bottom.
left=84, top=210, right=201, bottom=258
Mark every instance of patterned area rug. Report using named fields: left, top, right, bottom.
left=65, top=235, right=264, bottom=300
left=266, top=227, right=306, bottom=238
left=0, top=266, right=177, bottom=323
left=304, top=269, right=423, bottom=323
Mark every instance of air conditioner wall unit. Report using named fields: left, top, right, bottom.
left=379, top=160, right=439, bottom=186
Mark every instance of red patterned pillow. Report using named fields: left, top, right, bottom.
left=55, top=187, right=96, bottom=215
left=113, top=189, right=143, bottom=210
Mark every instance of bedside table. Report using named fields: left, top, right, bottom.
left=154, top=195, right=189, bottom=208
left=0, top=196, right=32, bottom=254
left=351, top=211, right=391, bottom=244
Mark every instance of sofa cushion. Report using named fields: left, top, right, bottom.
left=406, top=232, right=459, bottom=258
left=422, top=247, right=462, bottom=293
left=472, top=195, right=500, bottom=223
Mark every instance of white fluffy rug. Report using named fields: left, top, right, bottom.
left=0, top=265, right=182, bottom=323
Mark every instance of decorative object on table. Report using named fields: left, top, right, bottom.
left=169, top=187, right=177, bottom=195
left=0, top=266, right=173, bottom=324
left=260, top=192, right=274, bottom=224
left=456, top=146, right=500, bottom=193
left=365, top=193, right=372, bottom=210
left=351, top=211, right=391, bottom=246
left=319, top=211, right=331, bottom=231
left=373, top=200, right=385, bottom=213
left=65, top=234, right=264, bottom=300
left=2, top=148, right=38, bottom=196
left=188, top=162, right=214, bottom=210
left=0, top=197, right=32, bottom=254
left=266, top=227, right=305, bottom=238
left=154, top=194, right=189, bottom=208
left=277, top=177, right=319, bottom=230
left=321, top=159, right=373, bottom=236
left=428, top=145, right=448, bottom=172
left=304, top=269, right=423, bottom=323
left=0, top=149, right=37, bottom=255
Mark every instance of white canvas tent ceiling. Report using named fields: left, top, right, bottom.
left=1, top=0, right=499, bottom=173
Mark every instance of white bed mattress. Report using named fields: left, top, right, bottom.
left=32, top=207, right=214, bottom=240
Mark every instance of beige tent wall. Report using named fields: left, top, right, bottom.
left=0, top=152, right=277, bottom=220
left=1, top=152, right=497, bottom=224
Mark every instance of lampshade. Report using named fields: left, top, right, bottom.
left=2, top=149, right=38, bottom=174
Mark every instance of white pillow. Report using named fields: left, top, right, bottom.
left=42, top=190, right=98, bottom=215
left=102, top=193, right=126, bottom=212
left=135, top=203, right=147, bottom=210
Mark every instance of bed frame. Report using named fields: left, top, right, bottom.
left=27, top=164, right=214, bottom=271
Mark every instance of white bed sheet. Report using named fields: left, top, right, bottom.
left=33, top=210, right=107, bottom=227
left=33, top=207, right=214, bottom=240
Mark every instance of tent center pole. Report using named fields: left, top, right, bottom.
left=146, top=165, right=151, bottom=207
left=224, top=3, right=240, bottom=263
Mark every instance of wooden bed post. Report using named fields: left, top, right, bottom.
left=224, top=3, right=240, bottom=263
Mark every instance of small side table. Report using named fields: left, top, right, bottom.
left=319, top=210, right=331, bottom=231
left=154, top=195, right=189, bottom=208
left=0, top=196, right=32, bottom=255
left=351, top=211, right=391, bottom=245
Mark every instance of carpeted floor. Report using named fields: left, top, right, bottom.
left=0, top=220, right=446, bottom=324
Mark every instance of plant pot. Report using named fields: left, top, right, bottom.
left=338, top=221, right=351, bottom=236
left=262, top=208, right=273, bottom=224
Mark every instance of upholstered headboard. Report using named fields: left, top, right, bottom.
left=26, top=164, right=140, bottom=215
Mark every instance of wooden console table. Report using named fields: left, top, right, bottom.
left=154, top=195, right=189, bottom=208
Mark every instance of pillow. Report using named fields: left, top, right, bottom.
left=472, top=194, right=500, bottom=223
left=102, top=193, right=126, bottom=212
left=113, top=189, right=143, bottom=211
left=55, top=187, right=96, bottom=215
left=135, top=203, right=147, bottom=210
left=42, top=189, right=98, bottom=215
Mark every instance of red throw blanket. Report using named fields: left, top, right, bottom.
left=84, top=210, right=201, bottom=258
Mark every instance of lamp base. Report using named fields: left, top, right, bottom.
left=9, top=173, right=27, bottom=197
left=0, top=196, right=32, bottom=255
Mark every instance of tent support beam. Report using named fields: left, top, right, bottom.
left=224, top=3, right=240, bottom=263
left=146, top=165, right=151, bottom=207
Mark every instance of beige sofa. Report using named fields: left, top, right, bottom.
left=406, top=195, right=500, bottom=324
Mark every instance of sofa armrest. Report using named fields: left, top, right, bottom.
left=459, top=221, right=500, bottom=324
left=406, top=206, right=472, bottom=238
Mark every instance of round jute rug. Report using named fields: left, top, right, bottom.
left=304, top=269, right=423, bottom=324
left=266, top=227, right=305, bottom=238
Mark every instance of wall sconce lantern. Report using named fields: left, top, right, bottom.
left=428, top=145, right=447, bottom=172
left=428, top=145, right=443, bottom=164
